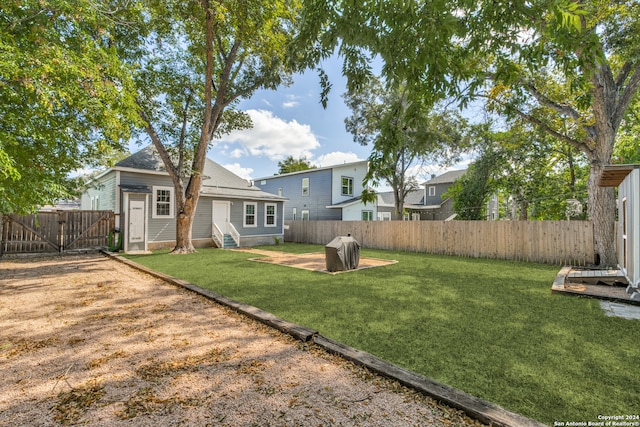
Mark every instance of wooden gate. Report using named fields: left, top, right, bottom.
left=1, top=211, right=115, bottom=255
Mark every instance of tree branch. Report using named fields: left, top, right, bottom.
left=612, top=61, right=640, bottom=131
left=5, top=9, right=45, bottom=32
left=207, top=39, right=241, bottom=141
left=522, top=80, right=581, bottom=120
left=615, top=61, right=634, bottom=89
left=177, top=89, right=193, bottom=178
left=137, top=105, right=183, bottom=191
left=487, top=95, right=594, bottom=158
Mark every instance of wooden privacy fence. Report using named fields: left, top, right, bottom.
left=285, top=220, right=595, bottom=265
left=1, top=210, right=115, bottom=255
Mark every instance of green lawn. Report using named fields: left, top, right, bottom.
left=125, top=244, right=640, bottom=425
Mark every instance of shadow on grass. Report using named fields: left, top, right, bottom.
left=125, top=244, right=640, bottom=425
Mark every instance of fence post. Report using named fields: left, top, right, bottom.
left=0, top=215, right=5, bottom=257
left=58, top=211, right=66, bottom=253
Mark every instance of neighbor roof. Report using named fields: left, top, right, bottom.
left=254, top=160, right=368, bottom=181
left=115, top=145, right=286, bottom=201
left=376, top=190, right=442, bottom=210
left=423, top=169, right=466, bottom=185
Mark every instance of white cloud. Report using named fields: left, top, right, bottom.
left=216, top=109, right=320, bottom=161
left=282, top=100, right=300, bottom=108
left=222, top=163, right=254, bottom=181
left=282, top=94, right=300, bottom=109
left=228, top=148, right=245, bottom=158
left=313, top=151, right=362, bottom=168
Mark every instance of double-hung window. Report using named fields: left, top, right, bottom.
left=265, top=203, right=276, bottom=227
left=362, top=210, right=373, bottom=221
left=302, top=178, right=309, bottom=196
left=152, top=186, right=174, bottom=218
left=341, top=176, right=354, bottom=196
left=428, top=186, right=436, bottom=197
left=244, top=202, right=257, bottom=227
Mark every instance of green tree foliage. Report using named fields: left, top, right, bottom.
left=448, top=152, right=497, bottom=221
left=343, top=76, right=470, bottom=219
left=114, top=0, right=305, bottom=253
left=449, top=121, right=588, bottom=221
left=614, top=95, right=640, bottom=163
left=469, top=0, right=640, bottom=265
left=277, top=156, right=316, bottom=174
left=299, top=0, right=640, bottom=265
left=0, top=0, right=139, bottom=213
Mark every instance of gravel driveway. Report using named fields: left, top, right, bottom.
left=0, top=254, right=484, bottom=426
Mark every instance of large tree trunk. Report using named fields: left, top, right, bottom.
left=172, top=189, right=199, bottom=254
left=586, top=64, right=622, bottom=268
left=170, top=1, right=215, bottom=254
left=587, top=160, right=617, bottom=267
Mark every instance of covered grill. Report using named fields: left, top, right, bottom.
left=325, top=235, right=360, bottom=272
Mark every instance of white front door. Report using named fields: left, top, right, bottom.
left=129, top=200, right=145, bottom=243
left=212, top=201, right=230, bottom=234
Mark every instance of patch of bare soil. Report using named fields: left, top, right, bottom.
left=236, top=248, right=397, bottom=273
left=0, top=254, right=484, bottom=426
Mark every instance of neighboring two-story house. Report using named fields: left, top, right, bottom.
left=254, top=160, right=377, bottom=221
left=376, top=169, right=466, bottom=220
left=82, top=145, right=286, bottom=252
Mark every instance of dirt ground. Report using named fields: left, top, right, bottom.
left=234, top=248, right=397, bottom=273
left=0, top=253, right=484, bottom=426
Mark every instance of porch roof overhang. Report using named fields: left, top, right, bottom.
left=120, top=184, right=152, bottom=193
left=326, top=197, right=367, bottom=209
left=199, top=185, right=287, bottom=202
left=598, top=164, right=640, bottom=187
left=404, top=203, right=442, bottom=211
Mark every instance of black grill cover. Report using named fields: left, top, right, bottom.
left=325, top=235, right=360, bottom=272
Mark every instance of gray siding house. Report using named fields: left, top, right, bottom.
left=254, top=161, right=377, bottom=221
left=82, top=146, right=286, bottom=252
left=376, top=169, right=466, bottom=220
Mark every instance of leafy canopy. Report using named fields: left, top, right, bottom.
left=277, top=156, right=317, bottom=174
left=0, top=0, right=139, bottom=213
left=343, top=75, right=470, bottom=216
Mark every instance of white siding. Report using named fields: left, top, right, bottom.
left=619, top=169, right=640, bottom=287
left=330, top=162, right=368, bottom=205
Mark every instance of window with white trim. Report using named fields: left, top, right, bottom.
left=152, top=186, right=174, bottom=218
left=301, top=209, right=310, bottom=220
left=292, top=207, right=297, bottom=220
left=362, top=210, right=373, bottom=221
left=377, top=212, right=391, bottom=221
left=242, top=202, right=258, bottom=227
left=265, top=203, right=276, bottom=227
left=302, top=177, right=309, bottom=196
left=243, top=202, right=257, bottom=227
left=428, top=186, right=436, bottom=197
left=341, top=176, right=354, bottom=196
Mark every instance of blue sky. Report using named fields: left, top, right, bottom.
left=119, top=56, right=475, bottom=190
left=209, top=58, right=369, bottom=181
left=207, top=56, right=475, bottom=190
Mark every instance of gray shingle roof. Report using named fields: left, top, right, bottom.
left=423, top=169, right=466, bottom=185
left=116, top=145, right=285, bottom=201
left=377, top=190, right=425, bottom=207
